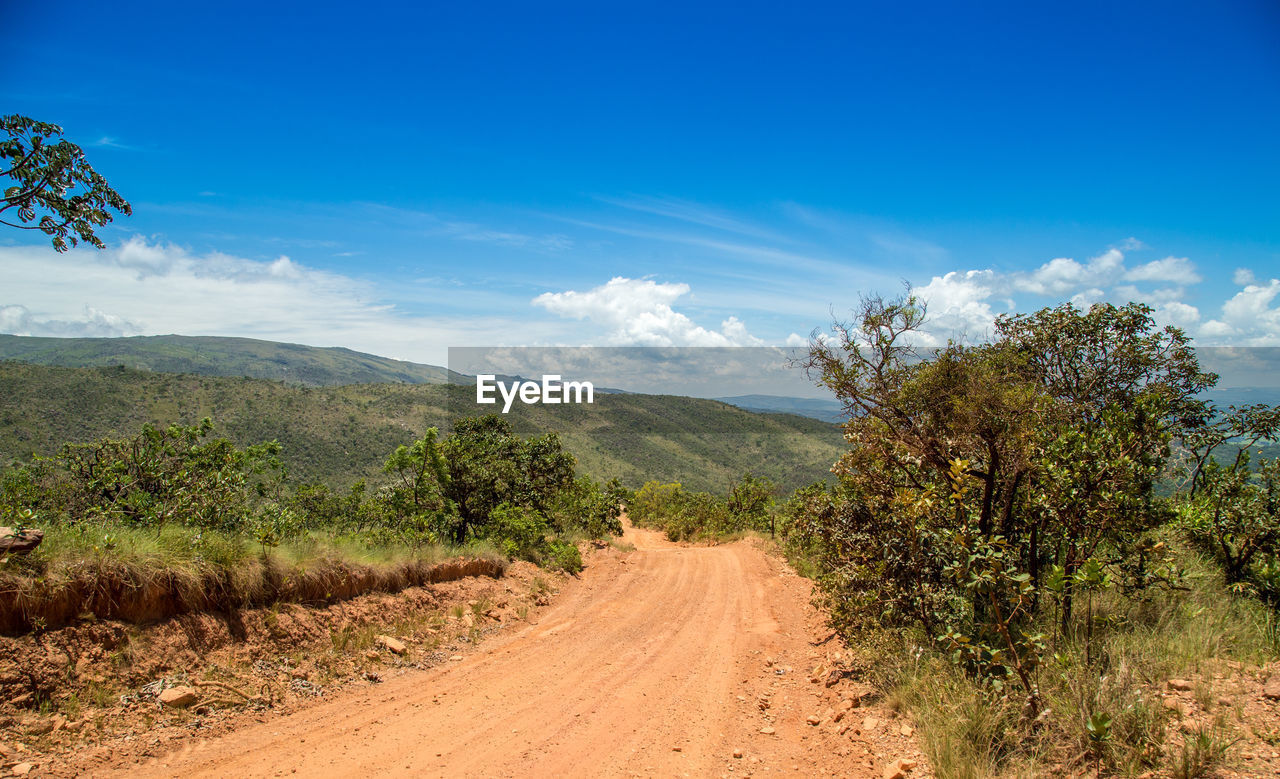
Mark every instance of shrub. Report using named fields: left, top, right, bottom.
left=545, top=539, right=583, bottom=574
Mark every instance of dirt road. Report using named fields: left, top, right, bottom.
left=120, top=522, right=925, bottom=777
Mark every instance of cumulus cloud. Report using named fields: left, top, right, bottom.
left=532, top=277, right=765, bottom=346
left=913, top=270, right=1001, bottom=343
left=1200, top=279, right=1280, bottom=345
left=1012, top=249, right=1126, bottom=296
left=909, top=246, right=1280, bottom=346
left=1123, top=256, right=1201, bottom=285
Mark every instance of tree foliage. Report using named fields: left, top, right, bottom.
left=1, top=115, right=131, bottom=251
left=794, top=294, right=1218, bottom=717
left=0, top=414, right=621, bottom=569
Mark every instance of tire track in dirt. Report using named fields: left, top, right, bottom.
left=116, top=520, right=928, bottom=778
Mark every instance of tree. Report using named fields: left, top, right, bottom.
left=1, top=115, right=131, bottom=251
left=438, top=415, right=576, bottom=544
left=796, top=294, right=1215, bottom=716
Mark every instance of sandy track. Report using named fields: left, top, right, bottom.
left=119, top=522, right=919, bottom=778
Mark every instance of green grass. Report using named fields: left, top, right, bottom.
left=0, top=519, right=506, bottom=632
left=866, top=542, right=1280, bottom=778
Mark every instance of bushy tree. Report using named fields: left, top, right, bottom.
left=438, top=415, right=576, bottom=543
left=796, top=294, right=1215, bottom=714
left=0, top=418, right=283, bottom=531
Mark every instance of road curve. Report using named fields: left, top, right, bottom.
left=119, top=521, right=914, bottom=778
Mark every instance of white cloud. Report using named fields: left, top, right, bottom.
left=1201, top=279, right=1280, bottom=345
left=1234, top=268, right=1256, bottom=285
left=913, top=270, right=1001, bottom=343
left=1070, top=288, right=1106, bottom=308
left=1124, top=256, right=1200, bottom=285
left=1118, top=237, right=1147, bottom=251
left=903, top=245, right=1277, bottom=346
left=0, top=303, right=140, bottom=337
left=1013, top=249, right=1126, bottom=296
left=114, top=234, right=180, bottom=277
left=1157, top=301, right=1201, bottom=329
left=0, top=239, right=568, bottom=364
left=1110, top=285, right=1186, bottom=305
left=532, top=277, right=765, bottom=346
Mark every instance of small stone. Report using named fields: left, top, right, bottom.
left=862, top=716, right=880, bottom=731
left=759, top=726, right=775, bottom=735
left=375, top=635, right=407, bottom=655
left=1167, top=679, right=1194, bottom=692
left=900, top=724, right=914, bottom=736
left=158, top=686, right=199, bottom=708
left=450, top=655, right=464, bottom=662
left=765, top=657, right=775, bottom=667
left=1180, top=718, right=1199, bottom=734
left=364, top=650, right=380, bottom=661
left=883, top=757, right=917, bottom=779
left=0, top=527, right=42, bottom=555
left=23, top=719, right=53, bottom=736
left=291, top=668, right=309, bottom=680
left=11, top=764, right=34, bottom=777
left=733, top=749, right=743, bottom=759
left=672, top=746, right=682, bottom=752
left=1264, top=682, right=1280, bottom=701
left=806, top=715, right=821, bottom=726
left=1163, top=698, right=1188, bottom=715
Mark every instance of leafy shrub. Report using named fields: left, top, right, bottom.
left=544, top=539, right=583, bottom=574
left=1181, top=453, right=1280, bottom=599
left=0, top=418, right=283, bottom=532
left=629, top=474, right=776, bottom=541
left=484, top=502, right=551, bottom=561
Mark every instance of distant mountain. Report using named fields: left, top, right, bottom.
left=0, top=334, right=453, bottom=386
left=714, top=394, right=846, bottom=423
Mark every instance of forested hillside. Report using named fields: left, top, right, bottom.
left=0, top=363, right=842, bottom=493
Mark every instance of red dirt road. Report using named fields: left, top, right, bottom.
left=120, top=522, right=925, bottom=777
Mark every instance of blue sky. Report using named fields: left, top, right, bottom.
left=2, top=0, right=1278, bottom=364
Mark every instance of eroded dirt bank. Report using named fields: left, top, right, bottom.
left=101, top=521, right=928, bottom=778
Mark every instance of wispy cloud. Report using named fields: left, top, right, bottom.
left=90, top=136, right=143, bottom=151
left=594, top=194, right=790, bottom=243
left=0, top=239, right=568, bottom=364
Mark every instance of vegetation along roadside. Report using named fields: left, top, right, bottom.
left=632, top=298, right=1280, bottom=777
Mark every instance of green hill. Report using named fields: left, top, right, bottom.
left=0, top=363, right=843, bottom=493
left=0, top=334, right=451, bottom=386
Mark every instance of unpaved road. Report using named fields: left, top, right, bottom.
left=121, top=521, right=926, bottom=777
